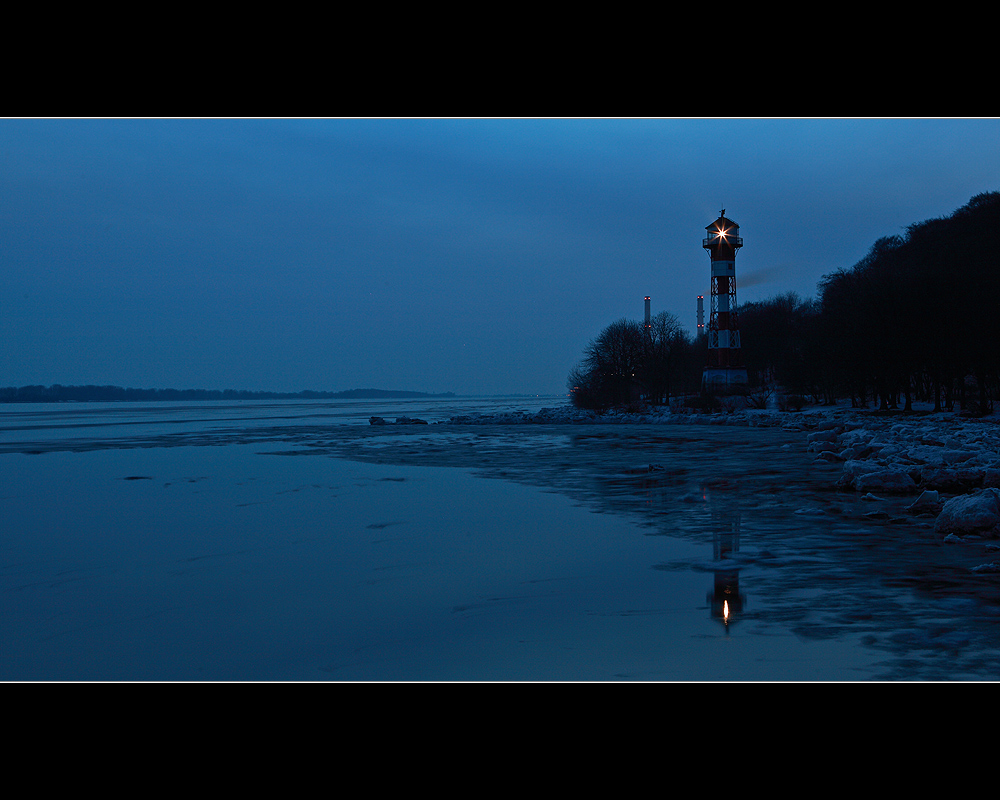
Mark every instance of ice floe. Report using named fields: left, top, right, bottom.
left=423, top=399, right=1000, bottom=541
left=934, top=488, right=1000, bottom=537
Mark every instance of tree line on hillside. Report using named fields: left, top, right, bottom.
left=570, top=191, right=1000, bottom=415
left=0, top=385, right=455, bottom=403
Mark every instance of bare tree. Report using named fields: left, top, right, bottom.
left=569, top=313, right=694, bottom=409
left=638, top=310, right=687, bottom=405
left=567, top=318, right=645, bottom=409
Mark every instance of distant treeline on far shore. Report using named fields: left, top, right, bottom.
left=0, top=385, right=456, bottom=403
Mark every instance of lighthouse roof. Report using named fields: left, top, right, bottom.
left=706, top=212, right=739, bottom=231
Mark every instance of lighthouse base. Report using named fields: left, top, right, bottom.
left=702, top=367, right=748, bottom=393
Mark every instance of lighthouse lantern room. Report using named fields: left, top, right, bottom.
left=702, top=209, right=748, bottom=391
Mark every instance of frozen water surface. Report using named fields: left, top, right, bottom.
left=3, top=398, right=1000, bottom=680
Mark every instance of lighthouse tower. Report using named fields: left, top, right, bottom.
left=702, top=209, right=748, bottom=391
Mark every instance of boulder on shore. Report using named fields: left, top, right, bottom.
left=853, top=468, right=919, bottom=494
left=918, top=466, right=983, bottom=492
left=934, top=488, right=1000, bottom=538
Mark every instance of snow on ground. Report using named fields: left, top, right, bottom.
left=425, top=399, right=1000, bottom=541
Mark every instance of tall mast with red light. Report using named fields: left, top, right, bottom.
left=702, top=209, right=748, bottom=390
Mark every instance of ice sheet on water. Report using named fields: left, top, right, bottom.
left=5, top=398, right=1000, bottom=679
left=0, top=396, right=567, bottom=452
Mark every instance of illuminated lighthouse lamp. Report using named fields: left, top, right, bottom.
left=702, top=209, right=748, bottom=392
left=703, top=219, right=743, bottom=249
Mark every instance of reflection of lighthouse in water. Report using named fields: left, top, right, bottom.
left=704, top=488, right=746, bottom=629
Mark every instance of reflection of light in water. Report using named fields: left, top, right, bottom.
left=704, top=486, right=747, bottom=630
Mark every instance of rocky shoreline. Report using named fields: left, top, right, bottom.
left=370, top=402, right=1000, bottom=546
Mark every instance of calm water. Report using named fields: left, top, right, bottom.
left=3, top=398, right=1000, bottom=680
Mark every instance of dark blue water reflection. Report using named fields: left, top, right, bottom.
left=3, top=399, right=1000, bottom=680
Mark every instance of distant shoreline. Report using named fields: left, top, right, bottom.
left=0, top=385, right=457, bottom=403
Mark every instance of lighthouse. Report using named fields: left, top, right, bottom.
left=702, top=209, right=748, bottom=391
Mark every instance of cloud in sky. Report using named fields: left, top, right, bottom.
left=3, top=117, right=999, bottom=395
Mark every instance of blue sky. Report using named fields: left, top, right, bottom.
left=3, top=117, right=999, bottom=396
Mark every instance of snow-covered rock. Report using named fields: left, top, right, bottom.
left=984, top=468, right=1000, bottom=488
left=816, top=409, right=1000, bottom=499
left=807, top=439, right=840, bottom=453
left=917, top=466, right=983, bottom=492
left=839, top=442, right=874, bottom=460
left=807, top=429, right=840, bottom=445
left=942, top=449, right=976, bottom=464
left=854, top=468, right=919, bottom=494
left=434, top=400, right=1000, bottom=509
left=934, top=489, right=1000, bottom=538
left=838, top=459, right=917, bottom=492
left=840, top=459, right=885, bottom=482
